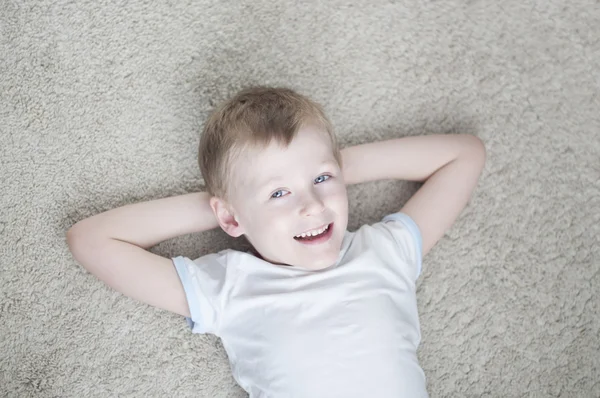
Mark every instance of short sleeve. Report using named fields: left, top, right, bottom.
left=172, top=252, right=228, bottom=334
left=380, top=212, right=423, bottom=280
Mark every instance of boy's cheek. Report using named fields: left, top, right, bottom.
left=330, top=187, right=349, bottom=209
left=249, top=210, right=290, bottom=237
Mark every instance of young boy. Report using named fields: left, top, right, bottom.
left=67, top=87, right=486, bottom=397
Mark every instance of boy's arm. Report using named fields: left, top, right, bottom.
left=341, top=134, right=486, bottom=257
left=66, top=192, right=220, bottom=317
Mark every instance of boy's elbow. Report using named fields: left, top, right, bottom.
left=461, top=135, right=486, bottom=166
left=66, top=222, right=100, bottom=269
left=66, top=221, right=86, bottom=250
left=473, top=136, right=486, bottom=157
left=66, top=224, right=86, bottom=265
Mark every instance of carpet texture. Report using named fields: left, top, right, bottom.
left=2, top=0, right=599, bottom=397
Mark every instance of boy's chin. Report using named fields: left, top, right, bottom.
left=252, top=237, right=342, bottom=270
left=289, top=251, right=340, bottom=271
left=261, top=254, right=337, bottom=270
left=254, top=251, right=337, bottom=270
left=300, top=261, right=337, bottom=271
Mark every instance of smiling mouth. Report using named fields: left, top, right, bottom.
left=293, top=223, right=334, bottom=243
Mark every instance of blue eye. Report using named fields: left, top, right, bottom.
left=315, top=175, right=331, bottom=184
left=271, top=190, right=286, bottom=199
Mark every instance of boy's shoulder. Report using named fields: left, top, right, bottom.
left=349, top=212, right=423, bottom=277
left=355, top=212, right=422, bottom=245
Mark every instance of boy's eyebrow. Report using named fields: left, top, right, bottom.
left=256, top=175, right=284, bottom=189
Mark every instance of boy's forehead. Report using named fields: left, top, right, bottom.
left=235, top=141, right=335, bottom=190
left=230, top=148, right=278, bottom=192
left=254, top=159, right=336, bottom=185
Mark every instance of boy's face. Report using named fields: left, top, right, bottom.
left=214, top=125, right=349, bottom=271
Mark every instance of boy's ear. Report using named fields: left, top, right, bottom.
left=209, top=196, right=245, bottom=238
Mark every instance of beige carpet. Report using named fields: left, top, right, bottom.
left=2, top=0, right=599, bottom=397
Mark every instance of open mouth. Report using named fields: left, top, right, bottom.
left=293, top=223, right=334, bottom=244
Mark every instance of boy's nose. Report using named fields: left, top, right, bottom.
left=299, top=192, right=325, bottom=216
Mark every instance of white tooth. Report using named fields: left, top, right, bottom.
left=296, top=224, right=329, bottom=239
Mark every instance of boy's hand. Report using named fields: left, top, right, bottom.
left=341, top=134, right=486, bottom=257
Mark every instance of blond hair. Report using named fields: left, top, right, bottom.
left=199, top=86, right=342, bottom=201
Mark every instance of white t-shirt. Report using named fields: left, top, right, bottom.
left=173, top=212, right=427, bottom=398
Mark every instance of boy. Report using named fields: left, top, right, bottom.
left=67, top=87, right=486, bottom=397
